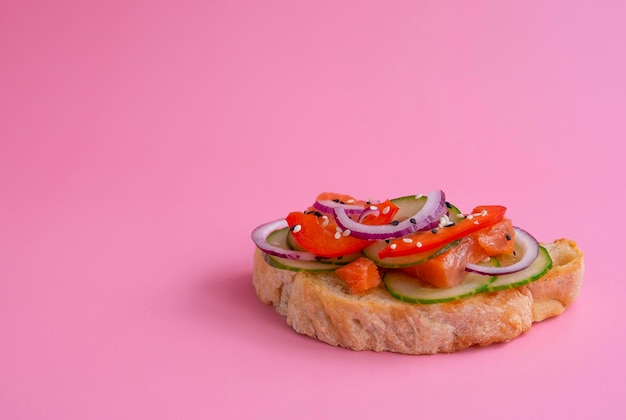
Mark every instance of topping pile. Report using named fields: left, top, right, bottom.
left=252, top=190, right=551, bottom=304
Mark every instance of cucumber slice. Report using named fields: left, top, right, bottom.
left=383, top=260, right=497, bottom=304
left=286, top=229, right=307, bottom=251
left=485, top=245, right=552, bottom=292
left=263, top=253, right=344, bottom=272
left=390, top=195, right=462, bottom=223
left=360, top=196, right=463, bottom=268
left=362, top=239, right=460, bottom=268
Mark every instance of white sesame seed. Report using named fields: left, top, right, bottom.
left=390, top=244, right=397, bottom=250
left=343, top=229, right=351, bottom=236
left=346, top=199, right=355, bottom=203
left=415, top=194, right=423, bottom=199
left=334, top=232, right=341, bottom=239
left=416, top=241, right=423, bottom=248
left=382, top=206, right=390, bottom=215
left=370, top=205, right=378, bottom=211
left=402, top=238, right=413, bottom=243
left=482, top=256, right=491, bottom=263
left=336, top=226, right=342, bottom=233
left=467, top=214, right=474, bottom=220
left=457, top=214, right=465, bottom=219
left=481, top=209, right=488, bottom=217
left=474, top=220, right=479, bottom=225
left=321, top=216, right=329, bottom=227
left=293, top=224, right=302, bottom=233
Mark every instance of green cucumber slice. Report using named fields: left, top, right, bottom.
left=263, top=253, right=344, bottom=272
left=361, top=239, right=460, bottom=268
left=383, top=260, right=497, bottom=304
left=485, top=245, right=552, bottom=292
left=390, top=195, right=462, bottom=223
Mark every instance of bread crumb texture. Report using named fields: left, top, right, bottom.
left=252, top=239, right=584, bottom=354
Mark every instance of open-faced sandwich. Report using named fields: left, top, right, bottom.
left=251, top=190, right=584, bottom=354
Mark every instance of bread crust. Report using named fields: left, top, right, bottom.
left=252, top=239, right=584, bottom=354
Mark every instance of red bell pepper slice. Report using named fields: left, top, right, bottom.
left=286, top=212, right=370, bottom=258
left=286, top=199, right=399, bottom=258
left=378, top=205, right=507, bottom=259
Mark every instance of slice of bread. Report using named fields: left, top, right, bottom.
left=252, top=239, right=584, bottom=354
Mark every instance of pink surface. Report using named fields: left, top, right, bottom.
left=1, top=1, right=625, bottom=418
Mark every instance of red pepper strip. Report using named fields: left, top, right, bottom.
left=286, top=200, right=399, bottom=258
left=360, top=200, right=400, bottom=225
left=286, top=212, right=371, bottom=258
left=377, top=205, right=507, bottom=259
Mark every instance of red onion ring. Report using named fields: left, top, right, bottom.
left=465, top=227, right=539, bottom=275
left=313, top=199, right=364, bottom=215
left=251, top=219, right=319, bottom=261
left=333, top=190, right=447, bottom=240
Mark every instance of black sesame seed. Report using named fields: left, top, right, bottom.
left=431, top=228, right=438, bottom=234
left=339, top=200, right=346, bottom=204
left=505, top=233, right=512, bottom=240
left=313, top=211, right=323, bottom=217
left=332, top=199, right=340, bottom=203
left=390, top=220, right=400, bottom=226
left=409, top=218, right=416, bottom=224
left=366, top=201, right=371, bottom=205
left=385, top=239, right=390, bottom=243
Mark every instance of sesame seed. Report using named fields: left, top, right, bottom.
left=505, top=233, right=512, bottom=240
left=431, top=228, right=438, bottom=234
left=416, top=241, right=423, bottom=248
left=313, top=211, right=323, bottom=217
left=292, top=224, right=302, bottom=233
left=474, top=221, right=479, bottom=225
left=415, top=194, right=423, bottom=199
left=409, top=218, right=416, bottom=224
left=336, top=226, right=342, bottom=232
left=343, top=229, right=351, bottom=236
left=466, top=214, right=474, bottom=220
left=403, top=238, right=413, bottom=243
left=334, top=232, right=341, bottom=240
left=457, top=214, right=465, bottom=219
left=332, top=199, right=340, bottom=203
left=390, top=220, right=400, bottom=226
left=346, top=199, right=355, bottom=203
left=382, top=206, right=390, bottom=214
left=481, top=209, right=488, bottom=217
left=321, top=215, right=329, bottom=227
left=370, top=205, right=378, bottom=211
left=390, top=244, right=397, bottom=250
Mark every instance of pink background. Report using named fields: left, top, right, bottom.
left=1, top=1, right=625, bottom=419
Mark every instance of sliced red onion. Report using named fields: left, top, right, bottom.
left=333, top=190, right=447, bottom=240
left=313, top=199, right=365, bottom=215
left=465, top=227, right=539, bottom=275
left=251, top=219, right=319, bottom=261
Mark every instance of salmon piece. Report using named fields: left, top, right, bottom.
left=474, top=218, right=515, bottom=256
left=335, top=257, right=382, bottom=293
left=400, top=220, right=516, bottom=288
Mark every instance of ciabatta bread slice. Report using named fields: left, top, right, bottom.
left=252, top=239, right=584, bottom=354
